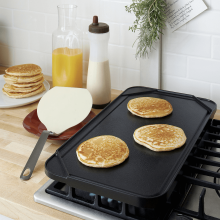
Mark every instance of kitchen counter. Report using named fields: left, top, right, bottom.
left=0, top=65, right=219, bottom=220
left=0, top=66, right=122, bottom=220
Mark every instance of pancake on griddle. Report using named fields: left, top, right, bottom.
left=76, top=135, right=129, bottom=168
left=134, top=124, right=186, bottom=152
left=5, top=64, right=42, bottom=76
left=127, top=97, right=173, bottom=118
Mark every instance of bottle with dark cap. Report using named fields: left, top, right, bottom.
left=87, top=16, right=111, bottom=109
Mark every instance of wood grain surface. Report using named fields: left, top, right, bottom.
left=0, top=65, right=219, bottom=220
left=0, top=66, right=122, bottom=220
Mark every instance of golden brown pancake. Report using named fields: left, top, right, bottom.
left=3, top=73, right=43, bottom=83
left=2, top=84, right=45, bottom=99
left=3, top=83, right=42, bottom=93
left=5, top=64, right=42, bottom=76
left=76, top=135, right=129, bottom=168
left=134, top=124, right=186, bottom=152
left=127, top=97, right=173, bottom=118
left=4, top=77, right=44, bottom=88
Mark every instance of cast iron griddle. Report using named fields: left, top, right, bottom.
left=45, top=87, right=216, bottom=208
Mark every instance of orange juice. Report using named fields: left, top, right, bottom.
left=52, top=47, right=83, bottom=87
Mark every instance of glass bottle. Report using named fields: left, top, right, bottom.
left=52, top=5, right=83, bottom=88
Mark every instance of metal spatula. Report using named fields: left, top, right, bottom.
left=20, top=87, right=92, bottom=180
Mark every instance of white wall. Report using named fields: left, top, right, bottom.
left=0, top=0, right=140, bottom=90
left=162, top=0, right=220, bottom=107
left=1, top=0, right=220, bottom=108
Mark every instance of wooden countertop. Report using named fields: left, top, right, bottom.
left=0, top=66, right=122, bottom=220
left=0, top=65, right=219, bottom=220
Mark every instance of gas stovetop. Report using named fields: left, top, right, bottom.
left=34, top=179, right=121, bottom=220
left=34, top=170, right=220, bottom=220
left=34, top=119, right=220, bottom=220
left=34, top=87, right=220, bottom=220
left=34, top=162, right=220, bottom=220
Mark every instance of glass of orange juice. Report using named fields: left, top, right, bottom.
left=52, top=5, right=83, bottom=88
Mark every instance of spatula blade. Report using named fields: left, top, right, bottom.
left=37, top=87, right=92, bottom=134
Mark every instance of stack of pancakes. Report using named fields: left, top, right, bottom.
left=2, top=64, right=45, bottom=98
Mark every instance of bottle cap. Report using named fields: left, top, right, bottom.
left=89, top=16, right=109, bottom=33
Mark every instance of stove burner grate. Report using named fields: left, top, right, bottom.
left=46, top=181, right=160, bottom=220
left=41, top=119, right=220, bottom=220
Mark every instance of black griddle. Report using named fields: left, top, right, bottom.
left=45, top=87, right=217, bottom=208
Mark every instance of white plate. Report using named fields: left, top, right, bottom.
left=0, top=75, right=50, bottom=108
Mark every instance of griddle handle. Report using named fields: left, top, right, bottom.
left=20, top=130, right=51, bottom=181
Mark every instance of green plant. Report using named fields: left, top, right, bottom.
left=125, top=0, right=167, bottom=58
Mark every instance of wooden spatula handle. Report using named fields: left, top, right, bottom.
left=20, top=130, right=51, bottom=180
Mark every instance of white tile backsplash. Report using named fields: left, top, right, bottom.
left=81, top=19, right=90, bottom=40
left=162, top=53, right=187, bottom=77
left=211, top=0, right=220, bottom=11
left=14, top=49, right=46, bottom=73
left=29, top=0, right=59, bottom=14
left=121, top=68, right=140, bottom=90
left=0, top=0, right=140, bottom=90
left=162, top=75, right=211, bottom=99
left=162, top=31, right=211, bottom=58
left=45, top=53, right=52, bottom=76
left=0, top=0, right=28, bottom=10
left=1, top=0, right=219, bottom=102
left=46, top=14, right=58, bottom=34
left=8, top=29, right=29, bottom=49
left=0, top=45, right=14, bottom=66
left=110, top=66, right=121, bottom=89
left=188, top=57, right=220, bottom=83
left=212, top=36, right=220, bottom=60
left=203, top=0, right=211, bottom=5
left=0, top=27, right=29, bottom=49
left=100, top=1, right=135, bottom=24
left=30, top=32, right=52, bottom=53
left=13, top=10, right=46, bottom=32
left=0, top=8, right=13, bottom=26
left=0, top=27, right=9, bottom=46
left=187, top=11, right=220, bottom=35
left=211, top=84, right=220, bottom=107
left=109, top=44, right=122, bottom=67
left=120, top=24, right=138, bottom=47
left=109, top=45, right=139, bottom=70
left=108, top=22, right=120, bottom=45
left=76, top=0, right=100, bottom=19
left=121, top=46, right=140, bottom=70
left=162, top=1, right=220, bottom=108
